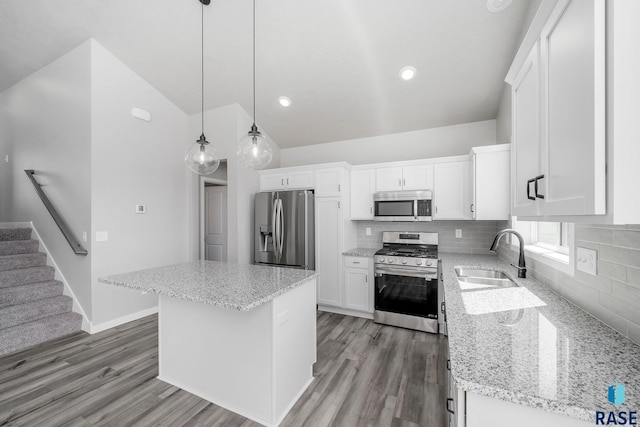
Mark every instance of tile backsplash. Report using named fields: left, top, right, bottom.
left=497, top=221, right=640, bottom=346
left=355, top=220, right=500, bottom=254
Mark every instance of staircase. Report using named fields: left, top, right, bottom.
left=0, top=226, right=82, bottom=357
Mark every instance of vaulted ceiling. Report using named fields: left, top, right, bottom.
left=0, top=0, right=530, bottom=148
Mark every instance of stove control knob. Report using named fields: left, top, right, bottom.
left=387, top=258, right=394, bottom=263
left=425, top=260, right=433, bottom=267
left=401, top=259, right=408, bottom=264
left=415, top=259, right=422, bottom=265
left=377, top=256, right=385, bottom=263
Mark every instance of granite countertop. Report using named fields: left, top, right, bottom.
left=440, top=253, right=640, bottom=422
left=99, top=261, right=318, bottom=311
left=342, top=247, right=378, bottom=257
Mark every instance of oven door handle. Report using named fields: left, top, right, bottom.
left=375, top=268, right=436, bottom=279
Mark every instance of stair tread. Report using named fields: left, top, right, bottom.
left=0, top=228, right=32, bottom=242
left=0, top=240, right=40, bottom=256
left=0, top=312, right=83, bottom=356
left=0, top=280, right=64, bottom=308
left=0, top=295, right=73, bottom=330
left=0, top=265, right=55, bottom=288
left=0, top=252, right=47, bottom=272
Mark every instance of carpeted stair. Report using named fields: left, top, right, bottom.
left=0, top=226, right=82, bottom=356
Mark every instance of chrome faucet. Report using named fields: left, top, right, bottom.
left=490, top=229, right=526, bottom=278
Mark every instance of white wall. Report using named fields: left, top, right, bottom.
left=0, top=41, right=93, bottom=317
left=90, top=40, right=189, bottom=325
left=279, top=120, right=496, bottom=167
left=187, top=103, right=275, bottom=265
left=496, top=87, right=511, bottom=144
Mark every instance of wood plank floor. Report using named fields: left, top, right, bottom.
left=0, top=312, right=447, bottom=427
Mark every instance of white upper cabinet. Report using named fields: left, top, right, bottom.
left=350, top=169, right=376, bottom=220
left=315, top=168, right=344, bottom=197
left=433, top=160, right=472, bottom=220
left=511, top=44, right=541, bottom=217
left=471, top=145, right=511, bottom=221
left=375, top=164, right=433, bottom=192
left=539, top=0, right=605, bottom=216
left=506, top=0, right=606, bottom=220
left=260, top=170, right=314, bottom=191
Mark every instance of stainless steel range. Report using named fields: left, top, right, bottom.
left=374, top=231, right=438, bottom=333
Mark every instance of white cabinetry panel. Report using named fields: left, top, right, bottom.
left=350, top=169, right=376, bottom=220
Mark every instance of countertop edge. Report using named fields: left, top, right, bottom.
left=98, top=270, right=319, bottom=312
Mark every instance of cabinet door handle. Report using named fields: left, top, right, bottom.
left=534, top=174, right=545, bottom=199
left=526, top=178, right=536, bottom=200
left=446, top=398, right=455, bottom=415
left=338, top=184, right=341, bottom=192
left=470, top=203, right=474, bottom=213
left=352, top=261, right=360, bottom=264
left=398, top=178, right=402, bottom=187
left=338, top=201, right=341, bottom=209
left=441, top=301, right=446, bottom=314
left=447, top=359, right=451, bottom=371
left=282, top=178, right=284, bottom=186
left=403, top=178, right=406, bottom=187
left=287, top=178, right=290, bottom=185
left=365, top=274, right=368, bottom=283
left=370, top=206, right=373, bottom=214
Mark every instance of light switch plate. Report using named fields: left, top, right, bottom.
left=576, top=247, right=597, bottom=275
left=96, top=231, right=109, bottom=242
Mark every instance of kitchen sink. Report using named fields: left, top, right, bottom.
left=455, top=268, right=517, bottom=289
left=455, top=268, right=509, bottom=279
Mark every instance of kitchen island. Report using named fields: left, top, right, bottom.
left=100, top=261, right=318, bottom=427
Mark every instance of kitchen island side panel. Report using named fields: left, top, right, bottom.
left=157, top=277, right=316, bottom=427
left=158, top=295, right=274, bottom=425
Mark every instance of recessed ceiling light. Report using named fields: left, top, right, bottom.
left=278, top=96, right=292, bottom=107
left=487, top=0, right=513, bottom=13
left=399, top=66, right=417, bottom=81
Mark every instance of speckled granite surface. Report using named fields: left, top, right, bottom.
left=342, top=247, right=378, bottom=257
left=441, top=253, right=640, bottom=422
left=99, top=261, right=318, bottom=311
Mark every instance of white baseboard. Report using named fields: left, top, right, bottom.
left=317, top=305, right=373, bottom=320
left=29, top=222, right=91, bottom=331
left=89, top=306, right=158, bottom=334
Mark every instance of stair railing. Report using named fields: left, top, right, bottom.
left=24, top=170, right=88, bottom=256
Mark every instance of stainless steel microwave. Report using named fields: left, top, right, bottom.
left=373, top=190, right=433, bottom=221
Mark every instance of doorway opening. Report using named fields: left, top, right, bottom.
left=199, top=160, right=228, bottom=261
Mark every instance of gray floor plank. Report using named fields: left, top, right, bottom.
left=0, top=312, right=448, bottom=427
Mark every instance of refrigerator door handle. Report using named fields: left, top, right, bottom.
left=278, top=199, right=285, bottom=259
left=272, top=199, right=279, bottom=258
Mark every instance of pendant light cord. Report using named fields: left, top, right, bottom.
left=252, top=0, right=256, bottom=125
left=201, top=0, right=205, bottom=134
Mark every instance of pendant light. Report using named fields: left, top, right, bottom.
left=237, top=0, right=273, bottom=170
left=185, top=0, right=220, bottom=175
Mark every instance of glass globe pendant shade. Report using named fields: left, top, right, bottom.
left=185, top=133, right=220, bottom=175
left=237, top=124, right=273, bottom=170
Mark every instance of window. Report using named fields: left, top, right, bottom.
left=532, top=222, right=569, bottom=255
left=510, top=217, right=574, bottom=276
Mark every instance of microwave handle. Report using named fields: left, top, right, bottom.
left=414, top=199, right=418, bottom=220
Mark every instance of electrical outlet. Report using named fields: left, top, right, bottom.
left=82, top=231, right=87, bottom=242
left=366, top=227, right=372, bottom=236
left=4, top=155, right=8, bottom=163
left=576, top=247, right=597, bottom=275
left=135, top=204, right=146, bottom=214
left=455, top=229, right=462, bottom=238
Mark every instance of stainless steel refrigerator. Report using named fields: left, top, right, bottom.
left=254, top=190, right=315, bottom=269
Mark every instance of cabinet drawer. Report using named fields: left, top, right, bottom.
left=344, top=256, right=370, bottom=268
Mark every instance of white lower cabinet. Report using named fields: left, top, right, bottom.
left=343, top=256, right=373, bottom=313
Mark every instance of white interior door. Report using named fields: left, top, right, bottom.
left=205, top=186, right=228, bottom=261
